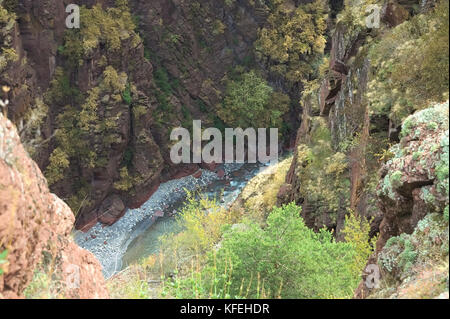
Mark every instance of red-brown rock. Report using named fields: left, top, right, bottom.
left=97, top=195, right=126, bottom=226
left=193, top=170, right=203, bottom=179
left=0, top=114, right=108, bottom=299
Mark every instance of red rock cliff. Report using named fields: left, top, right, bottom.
left=0, top=113, right=108, bottom=299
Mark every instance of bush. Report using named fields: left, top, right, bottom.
left=45, top=147, right=70, bottom=186
left=293, top=118, right=350, bottom=218
left=217, top=70, right=289, bottom=129
left=342, top=211, right=378, bottom=277
left=255, top=0, right=328, bottom=85
left=0, top=249, right=8, bottom=276
left=166, top=203, right=360, bottom=299
left=155, top=192, right=238, bottom=278
left=367, top=0, right=449, bottom=125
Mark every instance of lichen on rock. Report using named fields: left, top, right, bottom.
left=357, top=101, right=449, bottom=299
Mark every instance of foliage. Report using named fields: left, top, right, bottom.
left=240, top=157, right=293, bottom=223
left=156, top=192, right=237, bottom=276
left=337, top=0, right=385, bottom=29
left=293, top=118, right=350, bottom=218
left=107, top=266, right=152, bottom=299
left=0, top=2, right=18, bottom=72
left=23, top=271, right=54, bottom=299
left=19, top=97, right=49, bottom=158
left=255, top=0, right=328, bottom=85
left=378, top=213, right=448, bottom=285
left=0, top=0, right=17, bottom=13
left=65, top=1, right=139, bottom=59
left=122, top=83, right=132, bottom=105
left=0, top=47, right=17, bottom=71
left=167, top=203, right=360, bottom=299
left=114, top=167, right=134, bottom=191
left=0, top=249, right=8, bottom=275
left=153, top=66, right=177, bottom=120
left=342, top=211, right=378, bottom=276
left=43, top=65, right=129, bottom=213
left=367, top=0, right=449, bottom=125
left=217, top=70, right=289, bottom=129
left=45, top=147, right=70, bottom=186
left=378, top=102, right=449, bottom=205
left=45, top=66, right=127, bottom=187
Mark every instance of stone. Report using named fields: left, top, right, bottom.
left=97, top=195, right=126, bottom=226
left=0, top=114, right=108, bottom=299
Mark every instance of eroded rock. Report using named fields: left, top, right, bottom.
left=0, top=114, right=108, bottom=299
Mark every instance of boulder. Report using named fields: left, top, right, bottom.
left=97, top=195, right=126, bottom=226
left=0, top=114, right=108, bottom=299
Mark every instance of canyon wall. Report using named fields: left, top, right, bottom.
left=1, top=0, right=321, bottom=231
left=0, top=112, right=108, bottom=298
left=277, top=0, right=449, bottom=298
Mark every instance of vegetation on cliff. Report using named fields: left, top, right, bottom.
left=371, top=101, right=449, bottom=298
left=1, top=0, right=449, bottom=300
left=256, top=0, right=329, bottom=85
left=0, top=3, right=17, bottom=73
left=367, top=0, right=449, bottom=126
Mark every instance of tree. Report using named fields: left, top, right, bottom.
left=217, top=71, right=289, bottom=129
left=198, top=203, right=359, bottom=298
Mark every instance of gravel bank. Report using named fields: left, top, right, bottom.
left=74, top=164, right=244, bottom=278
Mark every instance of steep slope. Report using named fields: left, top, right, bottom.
left=1, top=0, right=328, bottom=231
left=0, top=112, right=108, bottom=299
left=355, top=102, right=449, bottom=299
left=275, top=0, right=448, bottom=298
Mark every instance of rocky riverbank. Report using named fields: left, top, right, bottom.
left=74, top=163, right=250, bottom=278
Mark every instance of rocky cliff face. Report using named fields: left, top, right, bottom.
left=278, top=0, right=438, bottom=236
left=356, top=102, right=449, bottom=299
left=1, top=0, right=311, bottom=231
left=277, top=0, right=448, bottom=298
left=0, top=113, right=108, bottom=299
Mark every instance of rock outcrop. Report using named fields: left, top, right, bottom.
left=0, top=113, right=108, bottom=299
left=355, top=102, right=449, bottom=299
left=1, top=0, right=300, bottom=231
left=276, top=0, right=448, bottom=298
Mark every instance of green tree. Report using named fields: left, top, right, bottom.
left=342, top=211, right=378, bottom=277
left=217, top=71, right=289, bottom=129
left=255, top=0, right=328, bottom=85
left=167, top=203, right=360, bottom=299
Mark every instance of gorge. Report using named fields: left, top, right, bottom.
left=0, top=0, right=448, bottom=300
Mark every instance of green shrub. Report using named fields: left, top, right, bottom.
left=367, top=0, right=449, bottom=125
left=45, top=147, right=70, bottom=186
left=255, top=0, right=328, bottom=85
left=293, top=118, right=350, bottom=218
left=0, top=249, right=8, bottom=276
left=217, top=70, right=289, bottom=129
left=342, top=211, right=378, bottom=277
left=166, top=203, right=360, bottom=299
left=122, top=83, right=132, bottom=105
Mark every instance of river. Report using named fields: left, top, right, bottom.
left=74, top=162, right=267, bottom=278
